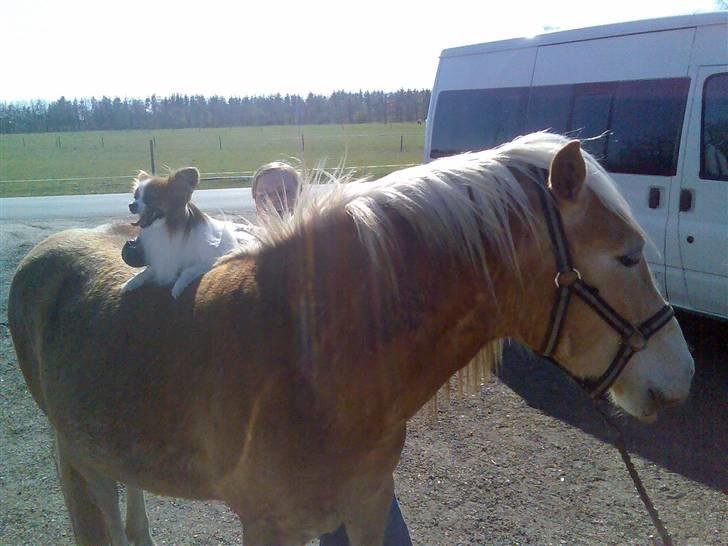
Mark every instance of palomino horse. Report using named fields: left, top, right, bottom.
left=8, top=133, right=694, bottom=545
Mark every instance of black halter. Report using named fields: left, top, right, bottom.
left=532, top=170, right=675, bottom=400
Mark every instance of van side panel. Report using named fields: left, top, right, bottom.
left=435, top=49, right=537, bottom=91
left=532, top=29, right=695, bottom=85
left=675, top=65, right=728, bottom=319
left=691, top=23, right=728, bottom=65
left=425, top=49, right=537, bottom=157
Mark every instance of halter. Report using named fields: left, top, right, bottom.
left=531, top=169, right=675, bottom=400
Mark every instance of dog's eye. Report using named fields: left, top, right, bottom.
left=616, top=252, right=641, bottom=268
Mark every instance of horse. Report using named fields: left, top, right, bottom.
left=8, top=133, right=694, bottom=545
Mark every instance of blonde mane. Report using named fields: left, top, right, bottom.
left=250, top=132, right=639, bottom=279
left=231, top=133, right=641, bottom=396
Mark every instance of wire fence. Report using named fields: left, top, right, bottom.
left=0, top=164, right=419, bottom=187
left=0, top=124, right=425, bottom=197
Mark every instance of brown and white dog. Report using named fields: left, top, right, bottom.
left=121, top=167, right=238, bottom=298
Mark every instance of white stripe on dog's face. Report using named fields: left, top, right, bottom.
left=129, top=179, right=150, bottom=215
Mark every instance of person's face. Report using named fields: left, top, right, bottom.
left=254, top=173, right=298, bottom=216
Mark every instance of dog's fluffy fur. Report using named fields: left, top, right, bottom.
left=121, top=167, right=238, bottom=298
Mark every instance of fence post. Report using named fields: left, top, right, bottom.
left=400, top=135, right=404, bottom=152
left=149, top=139, right=156, bottom=174
left=22, top=137, right=25, bottom=147
left=301, top=133, right=305, bottom=152
left=219, top=136, right=222, bottom=150
left=101, top=137, right=104, bottom=149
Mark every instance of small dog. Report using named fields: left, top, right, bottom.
left=121, top=167, right=238, bottom=298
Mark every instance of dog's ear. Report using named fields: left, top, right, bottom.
left=168, top=167, right=200, bottom=206
left=170, top=167, right=200, bottom=191
left=133, top=170, right=151, bottom=190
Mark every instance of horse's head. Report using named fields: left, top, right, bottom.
left=530, top=140, right=694, bottom=421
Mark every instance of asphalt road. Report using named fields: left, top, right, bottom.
left=0, top=188, right=255, bottom=221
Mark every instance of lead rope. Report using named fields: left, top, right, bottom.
left=595, top=404, right=674, bottom=546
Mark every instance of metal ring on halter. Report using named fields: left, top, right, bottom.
left=554, top=268, right=582, bottom=288
left=626, top=331, right=648, bottom=352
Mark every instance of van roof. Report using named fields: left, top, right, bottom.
left=440, top=12, right=728, bottom=58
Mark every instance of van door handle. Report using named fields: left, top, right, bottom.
left=679, top=189, right=694, bottom=212
left=648, top=187, right=661, bottom=209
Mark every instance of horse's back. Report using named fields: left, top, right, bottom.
left=9, top=225, right=135, bottom=411
left=7, top=224, right=267, bottom=496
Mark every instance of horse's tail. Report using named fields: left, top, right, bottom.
left=53, top=433, right=110, bottom=545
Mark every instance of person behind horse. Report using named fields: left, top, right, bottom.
left=250, top=161, right=413, bottom=546
left=251, top=161, right=301, bottom=218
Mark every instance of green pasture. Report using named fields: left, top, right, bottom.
left=0, top=123, right=425, bottom=197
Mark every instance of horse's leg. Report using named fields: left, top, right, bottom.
left=125, top=487, right=155, bottom=546
left=54, top=432, right=110, bottom=545
left=341, top=476, right=394, bottom=546
left=55, top=431, right=129, bottom=545
left=81, top=466, right=129, bottom=546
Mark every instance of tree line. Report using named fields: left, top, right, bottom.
left=0, top=90, right=431, bottom=134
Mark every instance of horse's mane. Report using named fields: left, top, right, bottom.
left=228, top=132, right=641, bottom=396
left=249, top=132, right=640, bottom=280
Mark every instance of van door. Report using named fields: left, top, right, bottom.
left=676, top=66, right=728, bottom=318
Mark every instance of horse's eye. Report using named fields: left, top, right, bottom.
left=617, top=252, right=641, bottom=267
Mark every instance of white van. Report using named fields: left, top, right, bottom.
left=424, top=12, right=728, bottom=320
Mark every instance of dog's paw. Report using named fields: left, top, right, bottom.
left=121, top=279, right=138, bottom=293
left=171, top=278, right=190, bottom=299
left=171, top=283, right=184, bottom=299
left=121, top=271, right=148, bottom=294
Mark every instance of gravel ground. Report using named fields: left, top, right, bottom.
left=1, top=216, right=725, bottom=545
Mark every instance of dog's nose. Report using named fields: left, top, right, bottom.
left=129, top=202, right=138, bottom=213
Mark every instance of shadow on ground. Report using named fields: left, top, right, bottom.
left=498, top=311, right=727, bottom=494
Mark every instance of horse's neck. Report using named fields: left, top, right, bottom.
left=274, top=206, right=546, bottom=425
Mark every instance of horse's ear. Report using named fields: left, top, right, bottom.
left=170, top=167, right=200, bottom=192
left=548, top=141, right=586, bottom=202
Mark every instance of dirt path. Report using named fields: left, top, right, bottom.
left=1, top=217, right=725, bottom=545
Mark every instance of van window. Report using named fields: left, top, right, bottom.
left=525, top=85, right=571, bottom=135
left=607, top=78, right=690, bottom=177
left=430, top=88, right=527, bottom=158
left=431, top=78, right=690, bottom=177
left=570, top=84, right=614, bottom=158
left=701, top=73, right=728, bottom=181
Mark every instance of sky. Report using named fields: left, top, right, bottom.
left=1, top=0, right=722, bottom=102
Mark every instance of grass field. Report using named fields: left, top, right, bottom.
left=0, top=123, right=425, bottom=197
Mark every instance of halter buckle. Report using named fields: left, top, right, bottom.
left=554, top=268, right=581, bottom=288
left=626, top=331, right=648, bottom=352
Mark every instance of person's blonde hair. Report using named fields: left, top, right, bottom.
left=251, top=162, right=302, bottom=199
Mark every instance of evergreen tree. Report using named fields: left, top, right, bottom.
left=0, top=90, right=431, bottom=133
